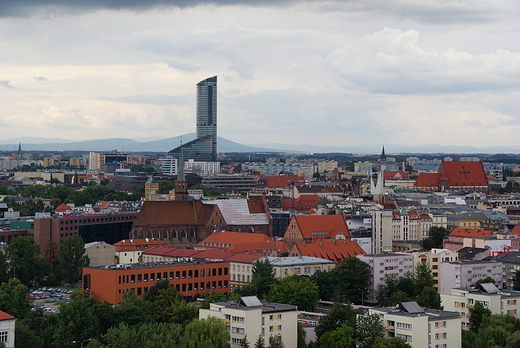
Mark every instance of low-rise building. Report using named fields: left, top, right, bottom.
left=82, top=260, right=230, bottom=304
left=84, top=241, right=116, bottom=267
left=368, top=301, right=461, bottom=348
left=200, top=296, right=298, bottom=347
left=114, top=239, right=168, bottom=264
left=0, top=311, right=15, bottom=348
left=262, top=256, right=335, bottom=278
left=441, top=283, right=520, bottom=329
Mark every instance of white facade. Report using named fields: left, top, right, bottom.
left=184, top=159, right=220, bottom=175
left=371, top=210, right=393, bottom=254
left=160, top=157, right=178, bottom=175
left=0, top=312, right=16, bottom=348
left=439, top=261, right=504, bottom=295
left=369, top=302, right=461, bottom=348
left=200, top=296, right=298, bottom=347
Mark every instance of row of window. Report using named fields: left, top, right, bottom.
left=117, top=268, right=229, bottom=284
left=60, top=215, right=135, bottom=224
left=118, top=280, right=228, bottom=294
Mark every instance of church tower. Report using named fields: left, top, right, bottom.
left=380, top=145, right=386, bottom=162
left=175, top=144, right=188, bottom=201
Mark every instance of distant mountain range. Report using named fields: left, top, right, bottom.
left=1, top=135, right=520, bottom=154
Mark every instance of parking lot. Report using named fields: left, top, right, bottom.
left=30, top=287, right=75, bottom=314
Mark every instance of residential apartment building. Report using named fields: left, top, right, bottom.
left=369, top=301, right=461, bottom=348
left=200, top=296, right=297, bottom=347
left=262, top=256, right=335, bottom=279
left=413, top=249, right=459, bottom=292
left=390, top=210, right=432, bottom=241
left=441, top=283, right=520, bottom=329
left=82, top=260, right=230, bottom=304
left=439, top=261, right=504, bottom=294
left=497, top=251, right=520, bottom=290
left=357, top=253, right=415, bottom=304
left=371, top=210, right=393, bottom=254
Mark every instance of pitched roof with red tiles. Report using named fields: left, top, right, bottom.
left=296, top=186, right=343, bottom=194
left=55, top=203, right=71, bottom=212
left=292, top=239, right=365, bottom=263
left=439, top=161, right=488, bottom=187
left=196, top=231, right=289, bottom=253
left=133, top=201, right=220, bottom=227
left=415, top=173, right=442, bottom=187
left=0, top=311, right=15, bottom=320
left=384, top=171, right=410, bottom=180
left=509, top=225, right=520, bottom=237
left=247, top=199, right=267, bottom=214
left=114, top=239, right=168, bottom=252
left=448, top=228, right=495, bottom=239
left=262, top=175, right=306, bottom=189
left=293, top=215, right=350, bottom=239
left=282, top=195, right=320, bottom=211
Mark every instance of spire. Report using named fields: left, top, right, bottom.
left=17, top=142, right=22, bottom=159
left=380, top=145, right=386, bottom=161
left=178, top=140, right=185, bottom=181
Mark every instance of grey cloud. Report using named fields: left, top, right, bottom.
left=166, top=59, right=199, bottom=72
left=33, top=76, right=48, bottom=81
left=0, top=80, right=13, bottom=88
left=0, top=0, right=501, bottom=24
left=325, top=28, right=520, bottom=95
left=98, top=94, right=191, bottom=106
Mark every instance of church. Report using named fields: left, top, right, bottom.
left=415, top=161, right=489, bottom=193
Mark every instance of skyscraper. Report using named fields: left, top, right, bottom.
left=169, top=76, right=218, bottom=162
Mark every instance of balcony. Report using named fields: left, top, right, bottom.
left=385, top=325, right=395, bottom=332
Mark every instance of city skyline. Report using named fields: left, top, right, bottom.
left=1, top=1, right=520, bottom=150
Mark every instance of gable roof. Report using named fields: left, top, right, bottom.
left=448, top=228, right=495, bottom=239
left=292, top=239, right=365, bottom=263
left=204, top=199, right=269, bottom=225
left=293, top=215, right=350, bottom=239
left=438, top=161, right=488, bottom=187
left=282, top=195, right=320, bottom=211
left=261, top=175, right=305, bottom=188
left=0, top=310, right=15, bottom=320
left=55, top=203, right=71, bottom=212
left=196, top=231, right=289, bottom=253
left=113, top=239, right=168, bottom=252
left=384, top=171, right=410, bottom=180
left=133, top=200, right=219, bottom=227
left=415, top=173, right=441, bottom=187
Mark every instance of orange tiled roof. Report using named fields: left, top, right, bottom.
left=439, top=161, right=488, bottom=187
left=133, top=201, right=220, bottom=227
left=415, top=173, right=441, bottom=187
left=448, top=228, right=494, bottom=239
left=196, top=231, right=289, bottom=253
left=292, top=239, right=365, bottom=263
left=294, top=215, right=350, bottom=239
left=0, top=311, right=15, bottom=320
left=509, top=225, right=520, bottom=237
left=114, top=239, right=168, bottom=252
left=282, top=195, right=320, bottom=211
left=262, top=175, right=305, bottom=189
left=247, top=199, right=267, bottom=214
left=55, top=203, right=71, bottom=212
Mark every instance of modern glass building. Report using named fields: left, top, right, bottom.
left=169, top=76, right=217, bottom=162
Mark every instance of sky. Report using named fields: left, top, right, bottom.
left=1, top=0, right=520, bottom=151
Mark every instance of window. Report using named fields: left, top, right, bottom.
left=0, top=330, right=8, bottom=342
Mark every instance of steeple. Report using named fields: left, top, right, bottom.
left=380, top=145, right=386, bottom=161
left=175, top=141, right=188, bottom=201
left=178, top=141, right=185, bottom=182
left=17, top=142, right=22, bottom=159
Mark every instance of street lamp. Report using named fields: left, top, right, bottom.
left=73, top=339, right=91, bottom=347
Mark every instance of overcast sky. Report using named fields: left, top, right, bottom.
left=1, top=0, right=520, bottom=150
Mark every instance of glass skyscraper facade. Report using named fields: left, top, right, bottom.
left=169, top=76, right=217, bottom=162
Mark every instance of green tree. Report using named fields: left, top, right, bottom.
left=241, top=259, right=279, bottom=299
left=102, top=322, right=183, bottom=348
left=310, top=270, right=337, bottom=301
left=181, top=316, right=230, bottom=348
left=356, top=313, right=384, bottom=348
left=5, top=236, right=49, bottom=286
left=334, top=257, right=371, bottom=303
left=0, top=250, right=10, bottom=285
left=412, top=262, right=435, bottom=296
left=268, top=276, right=319, bottom=312
left=469, top=301, right=492, bottom=333
left=319, top=324, right=356, bottom=348
left=315, top=303, right=361, bottom=341
left=200, top=292, right=228, bottom=309
left=254, top=335, right=265, bottom=348
left=55, top=236, right=90, bottom=285
left=240, top=335, right=251, bottom=348
left=267, top=336, right=285, bottom=348
left=158, top=180, right=175, bottom=192
left=372, top=337, right=412, bottom=348
left=416, top=286, right=442, bottom=309
left=471, top=276, right=496, bottom=287
left=14, top=322, right=44, bottom=348
left=422, top=226, right=449, bottom=250
left=0, top=278, right=33, bottom=319
left=297, top=322, right=306, bottom=348
left=513, top=270, right=520, bottom=291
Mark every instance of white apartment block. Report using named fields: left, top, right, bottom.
left=357, top=253, right=415, bottom=304
left=184, top=159, right=220, bottom=175
left=391, top=210, right=433, bottom=241
left=371, top=210, right=393, bottom=254
left=160, top=157, right=178, bottom=175
left=369, top=301, right=461, bottom=348
left=200, top=296, right=297, bottom=347
left=412, top=249, right=459, bottom=292
left=439, top=261, right=504, bottom=295
left=441, top=283, right=520, bottom=329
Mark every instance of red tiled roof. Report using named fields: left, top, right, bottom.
left=133, top=201, right=220, bottom=227
left=196, top=231, right=289, bottom=253
left=384, top=171, right=410, bottom=180
left=247, top=199, right=267, bottom=214
left=448, top=228, right=494, bottom=239
left=293, top=215, right=350, bottom=239
left=415, top=173, right=441, bottom=187
left=282, top=195, right=320, bottom=211
left=292, top=239, right=365, bottom=263
left=114, top=239, right=168, bottom=252
left=0, top=311, right=15, bottom=320
left=509, top=225, right=520, bottom=237
left=55, top=203, right=71, bottom=212
left=296, top=186, right=343, bottom=194
left=439, top=161, right=488, bottom=187
left=262, top=175, right=305, bottom=188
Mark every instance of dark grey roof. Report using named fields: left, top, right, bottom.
left=497, top=251, right=520, bottom=264
left=478, top=283, right=498, bottom=294
left=398, top=301, right=424, bottom=314
left=240, top=296, right=263, bottom=307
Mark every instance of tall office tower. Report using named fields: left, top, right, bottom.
left=196, top=76, right=217, bottom=160
left=169, top=76, right=218, bottom=162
